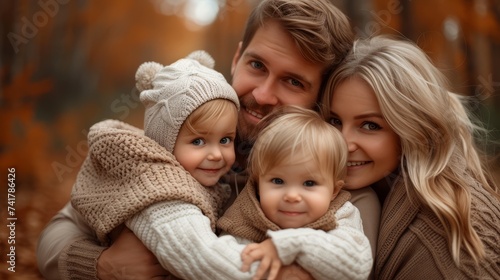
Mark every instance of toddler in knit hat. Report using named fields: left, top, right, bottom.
left=136, top=50, right=240, bottom=187
left=71, top=51, right=273, bottom=279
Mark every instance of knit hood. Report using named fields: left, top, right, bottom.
left=71, top=119, right=230, bottom=244
left=217, top=181, right=351, bottom=242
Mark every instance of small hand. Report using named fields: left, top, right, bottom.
left=241, top=239, right=281, bottom=280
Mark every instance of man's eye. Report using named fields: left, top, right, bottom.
left=250, top=61, right=264, bottom=70
left=192, top=139, right=205, bottom=146
left=271, top=178, right=284, bottom=185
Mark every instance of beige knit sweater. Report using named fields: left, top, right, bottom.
left=71, top=119, right=229, bottom=244
left=70, top=120, right=267, bottom=279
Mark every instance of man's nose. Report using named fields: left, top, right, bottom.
left=252, top=78, right=279, bottom=105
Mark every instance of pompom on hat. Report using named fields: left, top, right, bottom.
left=135, top=50, right=240, bottom=152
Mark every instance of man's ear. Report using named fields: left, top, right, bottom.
left=231, top=41, right=243, bottom=76
left=331, top=180, right=345, bottom=200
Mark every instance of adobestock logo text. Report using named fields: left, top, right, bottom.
left=7, top=0, right=69, bottom=53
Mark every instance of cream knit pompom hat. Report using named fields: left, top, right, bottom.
left=135, top=50, right=240, bottom=152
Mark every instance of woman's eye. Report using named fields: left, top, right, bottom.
left=361, top=122, right=381, bottom=130
left=288, top=78, right=304, bottom=88
left=329, top=117, right=342, bottom=127
left=303, top=180, right=316, bottom=187
left=271, top=178, right=284, bottom=185
left=220, top=137, right=231, bottom=145
left=192, top=139, right=205, bottom=146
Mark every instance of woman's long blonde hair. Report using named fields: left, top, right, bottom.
left=322, top=36, right=499, bottom=264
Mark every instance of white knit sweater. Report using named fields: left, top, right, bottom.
left=126, top=198, right=372, bottom=280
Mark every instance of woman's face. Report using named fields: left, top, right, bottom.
left=328, top=76, right=401, bottom=190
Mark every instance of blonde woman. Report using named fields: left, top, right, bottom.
left=322, top=36, right=500, bottom=279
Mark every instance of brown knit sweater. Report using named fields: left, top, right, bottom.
left=375, top=176, right=500, bottom=279
left=217, top=181, right=351, bottom=242
left=71, top=119, right=229, bottom=244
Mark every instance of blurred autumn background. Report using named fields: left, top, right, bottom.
left=0, top=0, right=499, bottom=279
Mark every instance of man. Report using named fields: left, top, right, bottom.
left=37, top=0, right=354, bottom=279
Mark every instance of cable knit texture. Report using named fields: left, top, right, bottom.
left=126, top=200, right=259, bottom=279
left=376, top=175, right=500, bottom=279
left=266, top=205, right=373, bottom=280
left=217, top=181, right=351, bottom=242
left=137, top=50, right=239, bottom=152
left=71, top=119, right=230, bottom=244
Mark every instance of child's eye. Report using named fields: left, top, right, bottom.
left=271, top=178, right=284, bottom=185
left=303, top=180, right=316, bottom=187
left=220, top=137, right=232, bottom=145
left=192, top=139, right=205, bottom=146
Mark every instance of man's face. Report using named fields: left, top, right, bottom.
left=231, top=20, right=325, bottom=141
